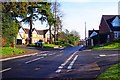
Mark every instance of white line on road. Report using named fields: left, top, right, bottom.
left=37, top=54, right=48, bottom=56
left=56, top=54, right=62, bottom=57
left=55, top=69, right=61, bottom=73
left=60, top=50, right=63, bottom=52
left=67, top=55, right=78, bottom=69
left=0, top=68, right=11, bottom=73
left=99, top=54, right=106, bottom=57
left=25, top=57, right=44, bottom=64
left=55, top=51, right=78, bottom=73
left=99, top=54, right=120, bottom=57
left=0, top=52, right=38, bottom=61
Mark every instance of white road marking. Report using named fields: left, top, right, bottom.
left=60, top=50, right=63, bottom=52
left=48, top=53, right=56, bottom=56
left=31, top=53, right=38, bottom=56
left=99, top=54, right=120, bottom=57
left=55, top=69, right=61, bottom=73
left=67, top=55, right=78, bottom=69
left=55, top=51, right=78, bottom=73
left=39, top=51, right=50, bottom=54
left=25, top=57, right=44, bottom=64
left=37, top=54, right=47, bottom=56
left=48, top=54, right=54, bottom=56
left=0, top=52, right=38, bottom=61
left=56, top=54, right=62, bottom=57
left=0, top=68, right=11, bottom=73
left=99, top=54, right=106, bottom=57
left=52, top=53, right=56, bottom=55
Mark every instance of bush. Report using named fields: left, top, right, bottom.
left=54, top=40, right=64, bottom=45
left=1, top=37, right=6, bottom=47
left=113, top=38, right=120, bottom=42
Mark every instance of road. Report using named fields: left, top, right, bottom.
left=1, top=46, right=120, bottom=80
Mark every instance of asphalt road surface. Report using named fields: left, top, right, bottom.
left=1, top=46, right=120, bottom=80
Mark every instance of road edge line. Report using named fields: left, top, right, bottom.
left=0, top=53, right=38, bottom=61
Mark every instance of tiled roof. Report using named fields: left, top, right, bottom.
left=22, top=28, right=48, bottom=34
left=102, top=15, right=120, bottom=31
left=24, top=28, right=29, bottom=34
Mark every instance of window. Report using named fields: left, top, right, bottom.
left=112, top=16, right=120, bottom=27
left=114, top=32, right=118, bottom=38
left=118, top=33, right=120, bottom=38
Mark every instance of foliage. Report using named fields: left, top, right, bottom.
left=2, top=2, right=53, bottom=44
left=1, top=47, right=25, bottom=56
left=44, top=44, right=58, bottom=48
left=58, top=29, right=80, bottom=46
left=1, top=37, right=6, bottom=47
left=97, top=63, right=120, bottom=80
left=2, top=14, right=19, bottom=46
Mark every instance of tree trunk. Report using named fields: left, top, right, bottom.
left=29, top=17, right=32, bottom=44
left=49, top=26, right=52, bottom=44
left=54, top=25, right=56, bottom=41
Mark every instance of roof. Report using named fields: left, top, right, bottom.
left=24, top=28, right=29, bottom=34
left=22, top=28, right=48, bottom=35
left=90, top=31, right=98, bottom=38
left=37, top=29, right=48, bottom=35
left=102, top=15, right=120, bottom=31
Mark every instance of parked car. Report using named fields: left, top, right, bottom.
left=35, top=40, right=44, bottom=48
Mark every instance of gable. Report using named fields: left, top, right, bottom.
left=19, top=28, right=25, bottom=33
left=32, top=30, right=37, bottom=34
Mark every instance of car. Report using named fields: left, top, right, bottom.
left=35, top=41, right=44, bottom=47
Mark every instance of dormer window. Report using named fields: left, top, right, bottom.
left=111, top=16, right=120, bottom=27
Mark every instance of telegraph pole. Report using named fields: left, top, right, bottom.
left=85, top=21, right=87, bottom=47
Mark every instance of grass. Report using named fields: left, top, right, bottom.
left=44, top=44, right=59, bottom=48
left=28, top=43, right=73, bottom=48
left=97, top=63, right=120, bottom=80
left=92, top=42, right=120, bottom=50
left=1, top=47, right=25, bottom=57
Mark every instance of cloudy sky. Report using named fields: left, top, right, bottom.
left=23, top=0, right=119, bottom=39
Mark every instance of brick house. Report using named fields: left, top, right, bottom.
left=17, top=27, right=48, bottom=44
left=99, top=15, right=120, bottom=43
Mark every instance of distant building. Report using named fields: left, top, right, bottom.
left=99, top=15, right=120, bottom=43
left=87, top=29, right=99, bottom=47
left=17, top=27, right=49, bottom=44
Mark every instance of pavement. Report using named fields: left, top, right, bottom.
left=1, top=46, right=120, bottom=80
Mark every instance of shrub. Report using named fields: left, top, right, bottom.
left=54, top=40, right=64, bottom=45
left=1, top=37, right=6, bottom=47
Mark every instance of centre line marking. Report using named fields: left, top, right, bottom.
left=55, top=51, right=78, bottom=73
left=0, top=68, right=11, bottom=73
left=67, top=55, right=78, bottom=70
left=25, top=57, right=44, bottom=64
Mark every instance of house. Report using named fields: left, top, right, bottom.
left=87, top=29, right=99, bottom=47
left=99, top=15, right=120, bottom=43
left=17, top=27, right=49, bottom=44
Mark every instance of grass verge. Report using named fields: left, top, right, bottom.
left=28, top=43, right=73, bottom=48
left=92, top=42, right=120, bottom=50
left=1, top=47, right=25, bottom=57
left=97, top=63, right=120, bottom=80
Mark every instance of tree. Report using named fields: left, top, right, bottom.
left=21, top=2, right=52, bottom=44
left=2, top=2, right=53, bottom=44
left=51, top=0, right=62, bottom=41
left=58, top=29, right=80, bottom=46
left=2, top=13, right=19, bottom=46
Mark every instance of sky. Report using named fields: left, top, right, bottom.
left=22, top=0, right=119, bottom=39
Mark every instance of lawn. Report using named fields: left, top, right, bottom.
left=44, top=44, right=59, bottom=48
left=1, top=47, right=25, bottom=57
left=93, top=42, right=120, bottom=50
left=29, top=43, right=73, bottom=48
left=97, top=63, right=120, bottom=80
